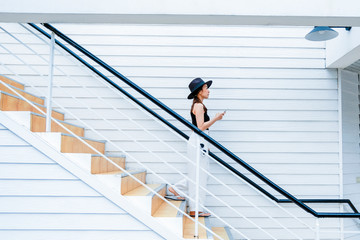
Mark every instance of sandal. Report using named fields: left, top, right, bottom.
left=165, top=195, right=185, bottom=201
left=167, top=186, right=185, bottom=201
left=189, top=211, right=211, bottom=217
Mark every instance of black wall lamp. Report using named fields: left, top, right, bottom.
left=305, top=26, right=352, bottom=41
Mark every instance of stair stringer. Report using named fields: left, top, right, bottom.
left=0, top=111, right=182, bottom=240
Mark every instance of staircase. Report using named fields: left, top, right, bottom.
left=0, top=74, right=234, bottom=240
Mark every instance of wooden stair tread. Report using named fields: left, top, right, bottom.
left=0, top=75, right=24, bottom=90
left=0, top=91, right=64, bottom=121
left=94, top=170, right=124, bottom=175
left=124, top=184, right=162, bottom=196
left=212, top=227, right=230, bottom=240
left=94, top=169, right=144, bottom=176
left=91, top=155, right=126, bottom=174
left=59, top=133, right=106, bottom=154
left=183, top=216, right=208, bottom=239
left=153, top=200, right=183, bottom=218
left=0, top=82, right=44, bottom=105
left=30, top=112, right=84, bottom=137
left=60, top=133, right=106, bottom=143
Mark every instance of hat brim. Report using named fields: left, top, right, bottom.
left=187, top=80, right=212, bottom=99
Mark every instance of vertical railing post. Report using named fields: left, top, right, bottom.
left=46, top=31, right=55, bottom=132
left=315, top=218, right=320, bottom=240
left=194, top=136, right=200, bottom=238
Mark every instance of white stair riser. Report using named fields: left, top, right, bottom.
left=36, top=132, right=62, bottom=151
left=4, top=111, right=31, bottom=129
left=36, top=132, right=103, bottom=153
left=95, top=174, right=122, bottom=192
left=156, top=217, right=183, bottom=237
left=64, top=153, right=92, bottom=172
left=63, top=154, right=125, bottom=192
left=35, top=132, right=105, bottom=154
left=124, top=196, right=152, bottom=215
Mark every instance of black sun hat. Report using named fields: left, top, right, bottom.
left=187, top=78, right=212, bottom=99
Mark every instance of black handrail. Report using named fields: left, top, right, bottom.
left=28, top=23, right=360, bottom=219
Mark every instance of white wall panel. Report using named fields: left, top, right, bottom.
left=340, top=70, right=360, bottom=239
left=0, top=23, right=346, bottom=239
left=0, top=179, right=100, bottom=196
left=0, top=163, right=76, bottom=179
left=0, top=129, right=28, bottom=145
left=0, top=196, right=125, bottom=213
left=1, top=214, right=148, bottom=230
left=0, top=146, right=51, bottom=163
left=0, top=231, right=161, bottom=240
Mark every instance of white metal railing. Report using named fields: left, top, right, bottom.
left=13, top=25, right=258, bottom=239
left=0, top=24, right=256, bottom=240
left=0, top=25, right=274, bottom=240
left=45, top=31, right=55, bottom=132
left=24, top=24, right=319, bottom=238
left=1, top=21, right=322, bottom=239
left=26, top=24, right=318, bottom=236
left=0, top=22, right=350, bottom=239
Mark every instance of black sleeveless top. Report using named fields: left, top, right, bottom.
left=191, top=108, right=210, bottom=130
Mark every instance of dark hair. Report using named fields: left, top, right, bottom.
left=191, top=91, right=207, bottom=114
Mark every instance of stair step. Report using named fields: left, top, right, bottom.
left=153, top=200, right=186, bottom=237
left=3, top=111, right=84, bottom=137
left=119, top=170, right=146, bottom=195
left=0, top=82, right=45, bottom=105
left=114, top=169, right=147, bottom=195
left=60, top=133, right=105, bottom=154
left=124, top=184, right=166, bottom=215
left=212, top=227, right=234, bottom=240
left=183, top=216, right=211, bottom=239
left=95, top=169, right=146, bottom=194
left=29, top=112, right=84, bottom=137
left=0, top=75, right=25, bottom=90
left=151, top=183, right=167, bottom=216
left=63, top=153, right=125, bottom=174
left=153, top=199, right=186, bottom=218
left=91, top=155, right=126, bottom=174
left=36, top=132, right=105, bottom=154
left=0, top=91, right=64, bottom=121
left=124, top=183, right=163, bottom=197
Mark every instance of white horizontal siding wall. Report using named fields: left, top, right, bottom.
left=0, top=123, right=163, bottom=240
left=0, top=23, right=345, bottom=239
left=340, top=70, right=360, bottom=240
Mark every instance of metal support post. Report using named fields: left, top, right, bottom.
left=315, top=218, right=320, bottom=240
left=194, top=136, right=200, bottom=238
left=46, top=31, right=55, bottom=132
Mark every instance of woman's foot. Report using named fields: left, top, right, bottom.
left=189, top=211, right=211, bottom=217
left=168, top=186, right=185, bottom=200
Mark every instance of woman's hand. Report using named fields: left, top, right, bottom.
left=215, top=112, right=225, bottom=121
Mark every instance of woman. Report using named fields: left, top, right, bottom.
left=167, top=77, right=225, bottom=217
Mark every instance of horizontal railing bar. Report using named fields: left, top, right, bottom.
left=29, top=22, right=360, bottom=219
left=279, top=199, right=359, bottom=215
left=279, top=199, right=355, bottom=204
left=317, top=213, right=360, bottom=218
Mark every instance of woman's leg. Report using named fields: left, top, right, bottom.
left=168, top=178, right=187, bottom=200
left=187, top=134, right=211, bottom=216
left=187, top=134, right=198, bottom=212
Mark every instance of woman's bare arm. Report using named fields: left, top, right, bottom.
left=193, top=103, right=224, bottom=131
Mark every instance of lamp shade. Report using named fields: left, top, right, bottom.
left=305, top=26, right=339, bottom=41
